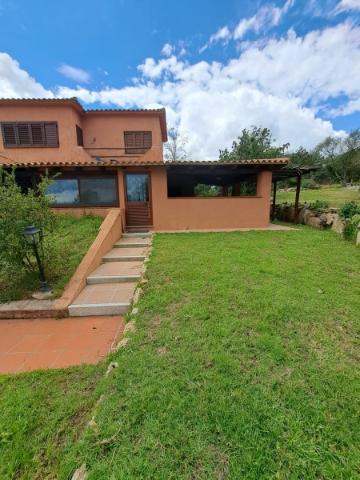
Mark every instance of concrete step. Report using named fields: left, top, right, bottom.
left=122, top=232, right=152, bottom=238
left=69, top=282, right=136, bottom=317
left=102, top=247, right=148, bottom=262
left=87, top=261, right=143, bottom=284
left=114, top=238, right=151, bottom=248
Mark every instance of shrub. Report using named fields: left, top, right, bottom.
left=302, top=178, right=320, bottom=189
left=0, top=168, right=57, bottom=274
left=339, top=201, right=360, bottom=220
left=343, top=214, right=360, bottom=241
left=307, top=200, right=329, bottom=210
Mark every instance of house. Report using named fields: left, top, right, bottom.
left=0, top=98, right=289, bottom=231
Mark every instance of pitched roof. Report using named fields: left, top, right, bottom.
left=165, top=158, right=289, bottom=166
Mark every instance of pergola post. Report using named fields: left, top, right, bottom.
left=271, top=180, right=277, bottom=220
left=294, top=173, right=301, bottom=224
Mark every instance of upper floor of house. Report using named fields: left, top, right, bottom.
left=0, top=98, right=167, bottom=167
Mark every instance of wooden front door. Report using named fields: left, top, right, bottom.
left=124, top=173, right=152, bottom=228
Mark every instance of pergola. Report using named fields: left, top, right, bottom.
left=271, top=166, right=318, bottom=223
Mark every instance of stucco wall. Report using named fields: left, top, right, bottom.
left=150, top=167, right=273, bottom=230
left=0, top=105, right=163, bottom=165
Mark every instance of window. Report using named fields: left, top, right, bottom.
left=76, top=125, right=84, bottom=146
left=1, top=122, right=59, bottom=147
left=124, top=131, right=152, bottom=154
left=47, top=176, right=118, bottom=207
left=167, top=168, right=258, bottom=198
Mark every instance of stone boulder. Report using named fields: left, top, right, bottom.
left=331, top=215, right=345, bottom=234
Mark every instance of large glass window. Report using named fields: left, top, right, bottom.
left=47, top=179, right=79, bottom=205
left=47, top=176, right=118, bottom=207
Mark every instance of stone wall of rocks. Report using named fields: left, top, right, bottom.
left=275, top=203, right=345, bottom=234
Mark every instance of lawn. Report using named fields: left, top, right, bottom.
left=276, top=184, right=360, bottom=207
left=1, top=227, right=360, bottom=479
left=0, top=215, right=102, bottom=303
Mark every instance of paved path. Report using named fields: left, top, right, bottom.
left=0, top=316, right=124, bottom=374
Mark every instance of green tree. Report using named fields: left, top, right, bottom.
left=0, top=168, right=56, bottom=273
left=219, top=126, right=289, bottom=161
left=315, top=130, right=360, bottom=184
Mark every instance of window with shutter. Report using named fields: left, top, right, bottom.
left=2, top=124, right=17, bottom=146
left=76, top=125, right=84, bottom=146
left=44, top=123, right=58, bottom=146
left=1, top=122, right=59, bottom=147
left=124, top=131, right=152, bottom=154
left=30, top=124, right=44, bottom=145
left=17, top=124, right=31, bottom=145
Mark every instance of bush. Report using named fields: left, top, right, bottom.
left=343, top=214, right=360, bottom=241
left=0, top=168, right=56, bottom=275
left=339, top=201, right=360, bottom=220
left=307, top=200, right=329, bottom=210
left=302, top=178, right=320, bottom=189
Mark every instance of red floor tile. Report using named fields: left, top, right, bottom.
left=0, top=316, right=125, bottom=374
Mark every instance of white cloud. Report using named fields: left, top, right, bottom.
left=57, top=64, right=91, bottom=83
left=161, top=43, right=173, bottom=57
left=2, top=21, right=359, bottom=159
left=234, top=0, right=294, bottom=39
left=200, top=26, right=232, bottom=52
left=0, top=52, right=53, bottom=98
left=335, top=0, right=360, bottom=13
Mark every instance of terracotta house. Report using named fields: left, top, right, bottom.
left=0, top=98, right=288, bottom=231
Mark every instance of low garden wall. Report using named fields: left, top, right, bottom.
left=275, top=203, right=360, bottom=245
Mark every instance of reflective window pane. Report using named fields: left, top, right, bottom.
left=79, top=178, right=117, bottom=205
left=46, top=179, right=79, bottom=204
left=126, top=174, right=149, bottom=202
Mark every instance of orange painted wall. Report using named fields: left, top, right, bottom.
left=0, top=105, right=163, bottom=165
left=149, top=167, right=272, bottom=230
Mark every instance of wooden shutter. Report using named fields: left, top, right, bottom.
left=17, top=124, right=31, bottom=145
left=44, top=123, right=58, bottom=146
left=31, top=124, right=45, bottom=145
left=2, top=124, right=17, bottom=146
left=124, top=131, right=152, bottom=154
left=76, top=125, right=84, bottom=146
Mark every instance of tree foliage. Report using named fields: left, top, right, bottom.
left=219, top=126, right=289, bottom=161
left=0, top=168, right=56, bottom=273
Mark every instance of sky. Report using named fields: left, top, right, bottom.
left=0, top=0, right=360, bottom=159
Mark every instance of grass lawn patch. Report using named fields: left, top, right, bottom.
left=0, top=214, right=102, bottom=302
left=277, top=184, right=360, bottom=207
left=1, top=227, right=359, bottom=479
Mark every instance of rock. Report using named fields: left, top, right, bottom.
left=71, top=464, right=87, bottom=480
left=331, top=216, right=345, bottom=235
left=356, top=230, right=360, bottom=246
left=306, top=216, right=323, bottom=229
left=105, top=361, right=118, bottom=377
left=114, top=337, right=129, bottom=350
left=124, top=320, right=136, bottom=334
left=303, top=209, right=314, bottom=224
left=32, top=291, right=53, bottom=300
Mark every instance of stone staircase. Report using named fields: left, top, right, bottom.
left=68, top=233, right=151, bottom=317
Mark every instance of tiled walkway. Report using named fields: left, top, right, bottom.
left=0, top=316, right=124, bottom=374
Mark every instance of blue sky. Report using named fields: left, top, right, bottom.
left=0, top=0, right=359, bottom=158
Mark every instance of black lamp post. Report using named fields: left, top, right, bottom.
left=23, top=225, right=50, bottom=293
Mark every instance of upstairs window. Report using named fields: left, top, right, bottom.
left=76, top=125, right=84, bottom=146
left=124, top=131, right=152, bottom=154
left=1, top=122, right=59, bottom=147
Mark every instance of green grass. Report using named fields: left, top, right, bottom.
left=0, top=215, right=102, bottom=302
left=277, top=184, right=360, bottom=207
left=1, top=227, right=360, bottom=479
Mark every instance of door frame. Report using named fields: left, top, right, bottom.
left=123, top=170, right=153, bottom=226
